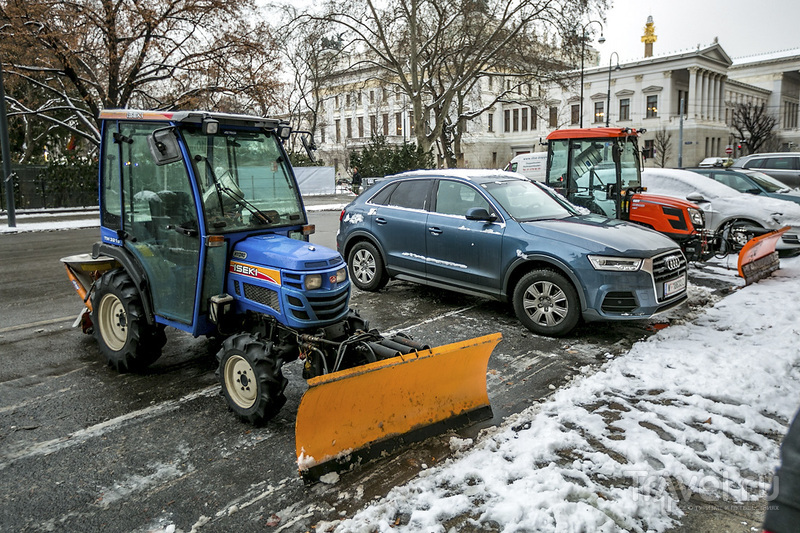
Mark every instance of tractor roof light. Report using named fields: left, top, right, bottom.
left=203, top=117, right=219, bottom=135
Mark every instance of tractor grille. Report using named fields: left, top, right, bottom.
left=289, top=290, right=349, bottom=322
left=243, top=283, right=280, bottom=312
left=602, top=292, right=637, bottom=313
left=652, top=251, right=687, bottom=302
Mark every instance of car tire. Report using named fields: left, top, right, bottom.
left=513, top=269, right=580, bottom=337
left=348, top=241, right=389, bottom=291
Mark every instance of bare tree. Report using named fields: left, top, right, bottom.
left=0, top=0, right=283, bottom=148
left=310, top=0, right=607, bottom=166
left=730, top=102, right=778, bottom=155
left=653, top=127, right=672, bottom=168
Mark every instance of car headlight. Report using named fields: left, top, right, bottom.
left=336, top=267, right=347, bottom=283
left=688, top=207, right=705, bottom=229
left=588, top=255, right=643, bottom=272
left=305, top=274, right=322, bottom=290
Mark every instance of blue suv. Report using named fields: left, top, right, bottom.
left=337, top=170, right=688, bottom=336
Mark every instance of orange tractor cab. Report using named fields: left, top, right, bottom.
left=545, top=128, right=709, bottom=262
left=544, top=127, right=786, bottom=284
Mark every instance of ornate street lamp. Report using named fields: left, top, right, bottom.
left=579, top=20, right=604, bottom=128
left=605, top=52, right=620, bottom=127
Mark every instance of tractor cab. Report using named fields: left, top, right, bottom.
left=546, top=128, right=644, bottom=220
left=97, top=110, right=319, bottom=337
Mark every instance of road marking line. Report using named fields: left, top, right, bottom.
left=0, top=385, right=218, bottom=469
left=388, top=305, right=478, bottom=335
left=0, top=316, right=76, bottom=334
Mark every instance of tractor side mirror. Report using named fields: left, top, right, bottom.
left=301, top=134, right=317, bottom=162
left=465, top=207, right=498, bottom=222
left=148, top=128, right=182, bottom=166
left=605, top=183, right=617, bottom=199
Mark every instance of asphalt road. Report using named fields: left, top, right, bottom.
left=0, top=215, right=736, bottom=532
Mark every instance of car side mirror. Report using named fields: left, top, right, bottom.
left=465, top=207, right=498, bottom=222
left=685, top=192, right=707, bottom=203
left=148, top=127, right=182, bottom=166
left=746, top=188, right=760, bottom=195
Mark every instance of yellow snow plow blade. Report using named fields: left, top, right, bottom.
left=737, top=226, right=790, bottom=285
left=295, top=332, right=502, bottom=480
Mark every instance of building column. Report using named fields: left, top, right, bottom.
left=700, top=70, right=708, bottom=120
left=688, top=67, right=699, bottom=119
left=711, top=74, right=719, bottom=121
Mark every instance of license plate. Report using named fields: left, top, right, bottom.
left=664, top=276, right=686, bottom=297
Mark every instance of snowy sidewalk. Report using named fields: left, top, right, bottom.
left=332, top=258, right=800, bottom=532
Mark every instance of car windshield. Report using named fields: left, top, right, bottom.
left=482, top=179, right=574, bottom=221
left=746, top=170, right=793, bottom=193
left=181, top=127, right=305, bottom=233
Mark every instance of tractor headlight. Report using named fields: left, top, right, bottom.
left=588, top=255, right=643, bottom=272
left=688, top=207, right=705, bottom=229
left=336, top=267, right=347, bottom=283
left=305, top=274, right=322, bottom=290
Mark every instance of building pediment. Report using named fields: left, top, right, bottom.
left=642, top=85, right=663, bottom=93
left=615, top=89, right=635, bottom=97
left=590, top=92, right=606, bottom=100
left=567, top=96, right=581, bottom=103
left=698, top=42, right=733, bottom=67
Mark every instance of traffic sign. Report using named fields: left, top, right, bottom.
left=725, top=146, right=733, bottom=154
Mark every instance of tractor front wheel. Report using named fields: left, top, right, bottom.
left=92, top=269, right=166, bottom=372
left=216, top=334, right=288, bottom=425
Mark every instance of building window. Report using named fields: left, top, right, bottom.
left=382, top=113, right=389, bottom=136
left=357, top=92, right=362, bottom=105
left=395, top=113, right=402, bottom=135
left=335, top=95, right=339, bottom=108
left=358, top=116, right=364, bottom=137
left=619, top=98, right=630, bottom=121
left=594, top=102, right=604, bottom=123
left=513, top=109, right=519, bottom=132
left=504, top=110, right=511, bottom=133
left=346, top=118, right=352, bottom=138
left=643, top=139, right=655, bottom=159
left=677, top=90, right=688, bottom=114
left=335, top=119, right=341, bottom=143
left=408, top=112, right=414, bottom=135
left=346, top=94, right=351, bottom=107
left=646, top=95, right=659, bottom=118
left=521, top=108, right=528, bottom=131
left=320, top=126, right=325, bottom=144
left=549, top=106, right=558, bottom=127
left=488, top=113, right=494, bottom=133
left=488, top=76, right=493, bottom=90
left=370, top=90, right=374, bottom=104
left=370, top=115, right=377, bottom=135
left=785, top=101, right=798, bottom=129
left=570, top=104, right=580, bottom=125
left=531, top=106, right=537, bottom=129
left=492, top=152, right=497, bottom=167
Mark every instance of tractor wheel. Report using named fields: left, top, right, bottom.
left=92, top=269, right=166, bottom=372
left=513, top=269, right=580, bottom=337
left=216, top=334, right=287, bottom=425
left=347, top=241, right=388, bottom=291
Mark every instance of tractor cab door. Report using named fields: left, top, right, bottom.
left=101, top=120, right=203, bottom=327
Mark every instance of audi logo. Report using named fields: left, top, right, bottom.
left=664, top=255, right=682, bottom=270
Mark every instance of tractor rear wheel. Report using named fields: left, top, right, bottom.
left=92, top=269, right=166, bottom=372
left=216, top=334, right=288, bottom=424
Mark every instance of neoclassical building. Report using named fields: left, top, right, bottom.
left=313, top=18, right=800, bottom=176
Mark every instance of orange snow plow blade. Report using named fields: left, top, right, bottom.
left=737, top=226, right=790, bottom=285
left=295, top=332, right=502, bottom=480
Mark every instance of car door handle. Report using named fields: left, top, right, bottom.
left=428, top=226, right=443, bottom=235
left=376, top=217, right=387, bottom=225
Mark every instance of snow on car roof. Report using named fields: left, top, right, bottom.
left=642, top=168, right=740, bottom=199
left=390, top=169, right=525, bottom=182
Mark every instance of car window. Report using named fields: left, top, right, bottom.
left=746, top=171, right=791, bottom=192
left=482, top=180, right=572, bottom=221
left=710, top=172, right=753, bottom=192
left=743, top=158, right=765, bottom=169
left=434, top=180, right=493, bottom=216
left=386, top=179, right=430, bottom=210
left=767, top=157, right=798, bottom=170
left=368, top=182, right=398, bottom=205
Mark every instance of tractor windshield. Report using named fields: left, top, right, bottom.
left=182, top=128, right=305, bottom=233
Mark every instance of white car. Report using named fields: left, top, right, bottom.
left=641, top=168, right=800, bottom=250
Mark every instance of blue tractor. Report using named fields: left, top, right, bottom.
left=62, top=110, right=500, bottom=478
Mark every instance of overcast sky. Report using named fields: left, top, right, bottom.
left=596, top=0, right=800, bottom=65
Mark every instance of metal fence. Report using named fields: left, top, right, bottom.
left=1, top=164, right=97, bottom=210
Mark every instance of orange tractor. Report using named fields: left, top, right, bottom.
left=545, top=128, right=785, bottom=284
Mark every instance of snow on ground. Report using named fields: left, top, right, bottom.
left=332, top=257, right=800, bottom=533
left=0, top=212, right=100, bottom=233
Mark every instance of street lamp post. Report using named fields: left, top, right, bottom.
left=605, top=52, right=620, bottom=127
left=579, top=20, right=604, bottom=128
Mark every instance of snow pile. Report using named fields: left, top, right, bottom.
left=336, top=257, right=800, bottom=532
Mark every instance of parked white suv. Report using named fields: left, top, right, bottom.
left=731, top=153, right=800, bottom=188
